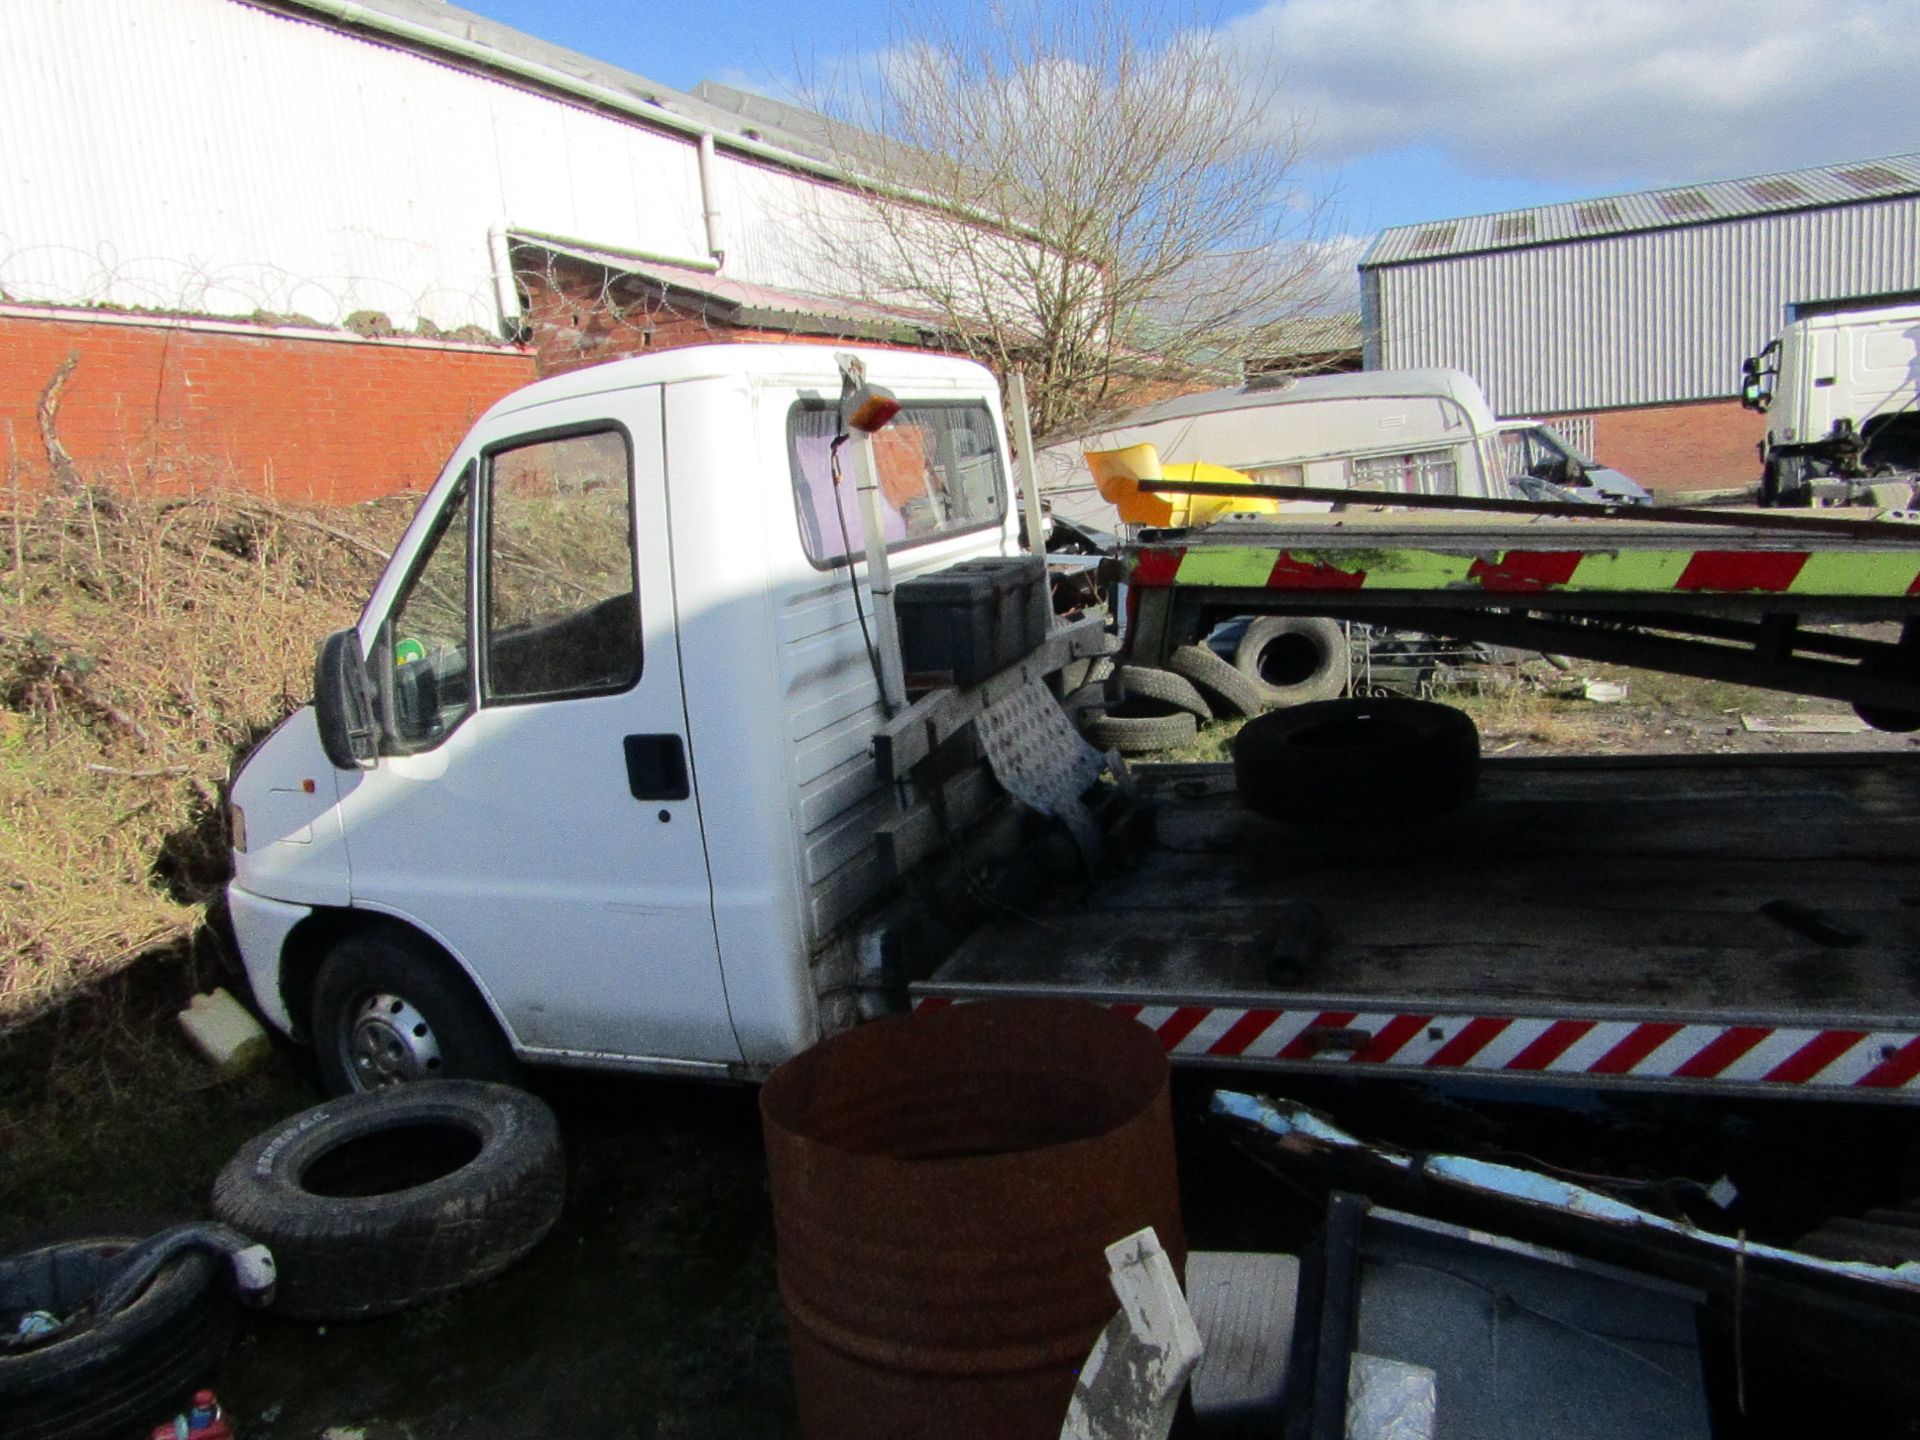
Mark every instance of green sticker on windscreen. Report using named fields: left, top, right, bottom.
left=394, top=638, right=426, bottom=665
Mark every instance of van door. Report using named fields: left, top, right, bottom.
left=337, top=385, right=740, bottom=1067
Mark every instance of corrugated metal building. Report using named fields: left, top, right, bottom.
left=1359, top=154, right=1920, bottom=492
left=4, top=0, right=931, bottom=334
left=0, top=0, right=962, bottom=498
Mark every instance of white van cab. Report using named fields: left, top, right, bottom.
left=227, top=345, right=1033, bottom=1092
left=1496, top=420, right=1652, bottom=506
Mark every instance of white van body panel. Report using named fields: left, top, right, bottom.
left=661, top=358, right=1021, bottom=1061
left=1035, top=368, right=1506, bottom=529
left=227, top=889, right=314, bottom=1033
left=229, top=709, right=352, bottom=908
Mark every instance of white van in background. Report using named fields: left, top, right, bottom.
left=1034, top=368, right=1509, bottom=531
left=1497, top=419, right=1652, bottom=506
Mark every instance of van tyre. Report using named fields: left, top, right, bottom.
left=311, top=926, right=520, bottom=1096
left=1085, top=707, right=1198, bottom=754
left=1167, top=644, right=1264, bottom=718
left=1234, top=697, right=1479, bottom=825
left=0, top=1235, right=239, bottom=1440
left=1110, top=665, right=1212, bottom=720
left=210, top=1082, right=563, bottom=1322
left=1232, top=616, right=1348, bottom=707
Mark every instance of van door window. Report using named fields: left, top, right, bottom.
left=482, top=428, right=641, bottom=704
left=378, top=467, right=473, bottom=751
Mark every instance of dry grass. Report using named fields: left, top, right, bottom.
left=1449, top=684, right=1598, bottom=750
left=0, top=480, right=412, bottom=1030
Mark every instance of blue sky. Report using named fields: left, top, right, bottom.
left=457, top=0, right=1920, bottom=238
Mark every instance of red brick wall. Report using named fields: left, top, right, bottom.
left=516, top=253, right=941, bottom=377
left=0, top=311, right=535, bottom=503
left=1552, top=398, right=1766, bottom=497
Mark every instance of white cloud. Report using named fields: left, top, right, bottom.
left=1226, top=0, right=1920, bottom=187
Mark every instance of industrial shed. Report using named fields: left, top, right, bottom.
left=0, top=0, right=955, bottom=502
left=1359, top=154, right=1920, bottom=494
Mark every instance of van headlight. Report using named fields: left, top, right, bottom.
left=228, top=803, right=248, bottom=854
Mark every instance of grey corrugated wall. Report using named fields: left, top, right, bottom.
left=1364, top=198, right=1920, bottom=415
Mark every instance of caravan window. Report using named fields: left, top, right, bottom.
left=1349, top=447, right=1457, bottom=496
left=787, top=401, right=1005, bottom=567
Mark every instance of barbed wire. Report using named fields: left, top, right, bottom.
left=0, top=234, right=503, bottom=338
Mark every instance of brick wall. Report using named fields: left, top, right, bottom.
left=516, top=252, right=940, bottom=377
left=0, top=310, right=535, bottom=503
left=1553, top=398, right=1766, bottom=496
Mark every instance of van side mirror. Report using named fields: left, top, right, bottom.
left=314, top=628, right=379, bottom=770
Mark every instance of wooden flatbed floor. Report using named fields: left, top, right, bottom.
left=916, top=753, right=1920, bottom=1098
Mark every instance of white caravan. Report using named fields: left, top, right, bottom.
left=1033, top=369, right=1510, bottom=530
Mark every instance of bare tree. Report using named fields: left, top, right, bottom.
left=814, top=0, right=1334, bottom=439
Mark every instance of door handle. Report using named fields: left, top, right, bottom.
left=624, top=734, right=690, bottom=801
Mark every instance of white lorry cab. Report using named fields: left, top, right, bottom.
left=227, top=344, right=1034, bottom=1093
left=1034, top=368, right=1509, bottom=531
left=1741, top=295, right=1920, bottom=504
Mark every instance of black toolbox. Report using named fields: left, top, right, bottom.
left=895, top=555, right=1051, bottom=688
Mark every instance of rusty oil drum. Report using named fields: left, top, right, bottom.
left=759, top=997, right=1185, bottom=1440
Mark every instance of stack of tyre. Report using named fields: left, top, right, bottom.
left=1077, top=617, right=1347, bottom=754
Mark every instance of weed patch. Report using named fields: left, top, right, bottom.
left=0, top=482, right=410, bottom=1029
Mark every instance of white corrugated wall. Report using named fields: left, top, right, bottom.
left=1368, top=198, right=1920, bottom=415
left=0, top=0, right=869, bottom=330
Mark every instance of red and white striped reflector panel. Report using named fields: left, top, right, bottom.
left=911, top=998, right=1920, bottom=1092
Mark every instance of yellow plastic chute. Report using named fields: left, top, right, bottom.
left=1084, top=444, right=1282, bottom=528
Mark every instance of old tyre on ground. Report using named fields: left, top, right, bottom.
left=1109, top=665, right=1212, bottom=720
left=210, top=1081, right=564, bottom=1321
left=310, top=925, right=520, bottom=1095
left=1232, top=616, right=1348, bottom=708
left=0, top=1236, right=239, bottom=1440
left=1167, top=644, right=1265, bottom=718
left=1233, top=696, right=1479, bottom=825
left=1084, top=705, right=1198, bottom=755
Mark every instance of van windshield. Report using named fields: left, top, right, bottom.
left=787, top=401, right=1005, bottom=566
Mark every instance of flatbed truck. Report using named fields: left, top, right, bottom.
left=225, top=345, right=1920, bottom=1105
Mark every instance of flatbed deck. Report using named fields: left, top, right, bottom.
left=914, top=753, right=1920, bottom=1100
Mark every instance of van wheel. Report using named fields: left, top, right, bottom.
left=311, top=928, right=520, bottom=1097
left=1232, top=617, right=1348, bottom=707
